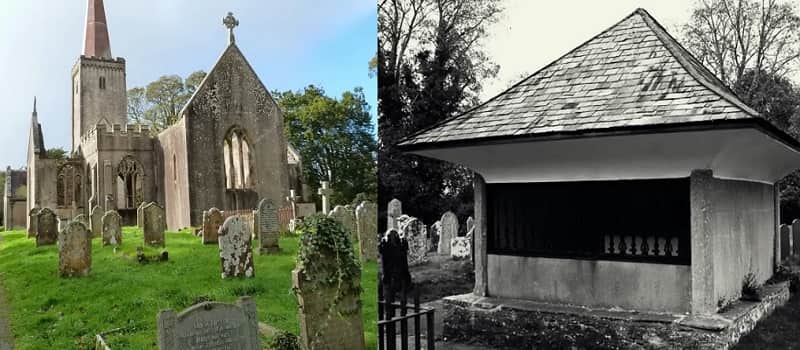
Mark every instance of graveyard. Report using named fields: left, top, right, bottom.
left=0, top=224, right=378, bottom=349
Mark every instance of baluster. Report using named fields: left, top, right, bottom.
left=641, top=235, right=649, bottom=256
left=653, top=236, right=660, bottom=256
left=664, top=237, right=674, bottom=257
left=618, top=234, right=627, bottom=255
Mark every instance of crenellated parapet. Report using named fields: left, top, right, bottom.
left=80, top=123, right=154, bottom=152
left=71, top=55, right=125, bottom=76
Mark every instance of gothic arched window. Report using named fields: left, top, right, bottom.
left=223, top=127, right=254, bottom=190
left=116, top=156, right=144, bottom=209
left=57, top=164, right=81, bottom=207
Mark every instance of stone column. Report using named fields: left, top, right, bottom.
left=774, top=185, right=781, bottom=270
left=473, top=173, right=488, bottom=297
left=690, top=169, right=715, bottom=314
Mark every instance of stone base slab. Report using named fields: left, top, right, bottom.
left=442, top=281, right=789, bottom=349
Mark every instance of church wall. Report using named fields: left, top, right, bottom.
left=157, top=118, right=191, bottom=230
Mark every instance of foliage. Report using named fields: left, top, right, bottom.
left=126, top=71, right=207, bottom=133
left=271, top=331, right=300, bottom=350
left=294, top=214, right=361, bottom=291
left=0, top=227, right=378, bottom=349
left=275, top=85, right=377, bottom=206
left=14, top=185, right=26, bottom=199
left=682, top=0, right=800, bottom=87
left=44, top=147, right=67, bottom=160
left=378, top=0, right=502, bottom=225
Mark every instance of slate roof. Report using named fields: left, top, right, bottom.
left=400, top=8, right=777, bottom=148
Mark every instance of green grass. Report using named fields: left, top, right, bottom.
left=0, top=227, right=377, bottom=349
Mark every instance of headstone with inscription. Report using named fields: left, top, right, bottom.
left=355, top=201, right=378, bottom=262
left=329, top=205, right=357, bottom=241
left=143, top=203, right=166, bottom=246
left=398, top=215, right=428, bottom=265
left=439, top=211, right=458, bottom=255
left=256, top=199, right=279, bottom=254
left=218, top=216, right=255, bottom=278
left=102, top=210, right=122, bottom=246
left=28, top=208, right=40, bottom=238
left=59, top=221, right=92, bottom=277
left=387, top=198, right=402, bottom=230
left=90, top=205, right=103, bottom=238
left=156, top=296, right=260, bottom=350
left=202, top=208, right=224, bottom=244
left=36, top=208, right=58, bottom=246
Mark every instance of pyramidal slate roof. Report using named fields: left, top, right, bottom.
left=400, top=8, right=789, bottom=149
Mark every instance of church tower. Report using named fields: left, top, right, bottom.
left=71, top=0, right=127, bottom=151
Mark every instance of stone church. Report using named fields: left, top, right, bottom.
left=27, top=0, right=307, bottom=229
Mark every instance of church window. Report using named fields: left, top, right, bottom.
left=116, top=156, right=144, bottom=209
left=223, top=127, right=254, bottom=190
left=99, top=77, right=106, bottom=90
left=56, top=164, right=81, bottom=207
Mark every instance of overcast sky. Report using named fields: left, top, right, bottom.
left=481, top=0, right=800, bottom=100
left=0, top=0, right=375, bottom=168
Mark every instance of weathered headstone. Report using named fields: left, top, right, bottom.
left=143, top=203, right=166, bottom=246
left=329, top=205, right=357, bottom=241
left=256, top=199, right=279, bottom=254
left=379, top=228, right=412, bottom=294
left=36, top=208, right=58, bottom=246
left=793, top=219, right=800, bottom=257
left=137, top=202, right=149, bottom=228
left=398, top=215, right=428, bottom=265
left=355, top=201, right=378, bottom=262
left=202, top=208, right=223, bottom=244
left=59, top=221, right=92, bottom=277
left=218, top=216, right=254, bottom=278
left=295, top=203, right=317, bottom=218
left=28, top=208, right=40, bottom=238
left=439, top=211, right=459, bottom=255
left=293, top=217, right=366, bottom=350
left=451, top=237, right=472, bottom=259
left=780, top=224, right=791, bottom=261
left=102, top=210, right=122, bottom=246
left=157, top=296, right=260, bottom=350
left=90, top=205, right=102, bottom=238
left=429, top=221, right=441, bottom=253
left=387, top=198, right=402, bottom=230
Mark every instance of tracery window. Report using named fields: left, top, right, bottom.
left=56, top=164, right=82, bottom=207
left=116, top=156, right=144, bottom=209
left=223, top=127, right=254, bottom=189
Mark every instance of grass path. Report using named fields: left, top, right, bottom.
left=0, top=235, right=13, bottom=350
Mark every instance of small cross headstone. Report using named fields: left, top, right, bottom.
left=90, top=205, right=102, bottom=238
left=59, top=221, right=92, bottom=277
left=439, top=211, right=459, bottom=255
left=387, top=198, right=402, bottom=230
left=317, top=181, right=334, bottom=215
left=143, top=203, right=166, bottom=247
left=157, top=296, right=260, bottom=350
left=202, top=208, right=224, bottom=244
left=292, top=217, right=366, bottom=350
left=398, top=215, right=428, bottom=265
left=36, top=208, right=58, bottom=246
left=218, top=216, right=255, bottom=278
left=355, top=201, right=378, bottom=262
left=102, top=210, right=122, bottom=246
left=329, top=205, right=357, bottom=241
left=256, top=199, right=280, bottom=254
left=28, top=207, right=41, bottom=238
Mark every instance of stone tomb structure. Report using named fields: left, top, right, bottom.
left=157, top=296, right=260, bottom=350
left=201, top=207, right=223, bottom=244
left=35, top=208, right=58, bottom=246
left=59, top=221, right=92, bottom=277
left=218, top=216, right=254, bottom=278
left=102, top=210, right=122, bottom=246
left=255, top=198, right=279, bottom=254
left=25, top=0, right=309, bottom=233
left=398, top=8, right=800, bottom=340
left=142, top=203, right=166, bottom=246
left=355, top=201, right=378, bottom=262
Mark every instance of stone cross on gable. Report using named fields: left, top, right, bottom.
left=318, top=181, right=333, bottom=215
left=286, top=189, right=301, bottom=219
left=223, top=12, right=239, bottom=44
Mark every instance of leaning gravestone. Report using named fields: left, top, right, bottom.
left=90, top=205, right=103, bottom=238
left=28, top=208, right=40, bottom=238
left=102, top=210, right=122, bottom=246
left=329, top=205, right=357, bottom=241
left=387, top=198, right=402, bottom=230
left=439, top=211, right=459, bottom=255
left=256, top=199, right=279, bottom=254
left=59, top=221, right=92, bottom=277
left=355, top=201, right=378, bottom=262
left=793, top=219, right=800, bottom=257
left=143, top=203, right=166, bottom=246
left=219, top=216, right=254, bottom=278
left=36, top=208, right=58, bottom=246
left=398, top=215, right=428, bottom=266
left=293, top=217, right=366, bottom=350
left=202, top=208, right=223, bottom=244
left=157, top=296, right=260, bottom=350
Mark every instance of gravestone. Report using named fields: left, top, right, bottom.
left=73, top=214, right=88, bottom=227
left=355, top=201, right=378, bottom=262
left=137, top=202, right=149, bottom=228
left=292, top=218, right=366, bottom=350
left=451, top=237, right=471, bottom=259
left=143, top=203, right=166, bottom=246
left=780, top=224, right=791, bottom=261
left=387, top=198, right=402, bottom=230
left=90, top=205, right=102, bottom=238
left=317, top=181, right=334, bottom=215
left=102, top=210, right=122, bottom=246
left=295, top=203, right=316, bottom=218
left=218, top=216, right=254, bottom=278
left=256, top=199, right=279, bottom=254
left=329, top=205, right=357, bottom=241
left=36, top=208, right=58, bottom=246
left=794, top=219, right=800, bottom=257
left=429, top=221, right=441, bottom=253
left=157, top=296, right=260, bottom=350
left=379, top=228, right=412, bottom=294
left=439, top=211, right=459, bottom=255
left=28, top=208, right=40, bottom=238
left=59, top=221, right=92, bottom=277
left=398, top=215, right=428, bottom=265
left=202, top=208, right=224, bottom=244
left=466, top=216, right=474, bottom=234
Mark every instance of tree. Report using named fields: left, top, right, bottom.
left=275, top=85, right=377, bottom=206
left=127, top=70, right=207, bottom=133
left=127, top=87, right=147, bottom=124
left=682, top=0, right=800, bottom=87
left=378, top=0, right=502, bottom=226
left=45, top=147, right=67, bottom=160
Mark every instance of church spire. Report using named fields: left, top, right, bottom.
left=83, top=0, right=112, bottom=58
left=32, top=97, right=37, bottom=117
